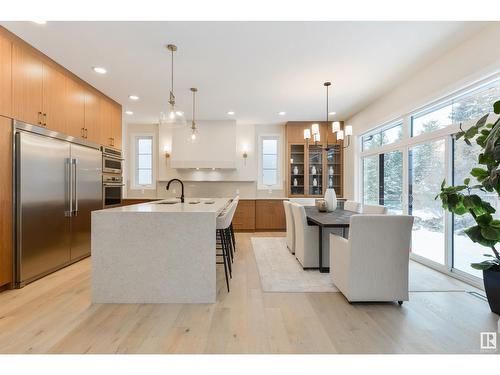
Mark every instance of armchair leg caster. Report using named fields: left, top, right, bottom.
left=398, top=301, right=403, bottom=306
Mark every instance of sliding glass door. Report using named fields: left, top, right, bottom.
left=362, top=151, right=403, bottom=214
left=408, top=140, right=446, bottom=265
left=453, top=139, right=499, bottom=278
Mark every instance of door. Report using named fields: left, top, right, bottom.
left=0, top=34, right=12, bottom=118
left=42, top=64, right=66, bottom=133
left=70, top=144, right=102, bottom=260
left=84, top=88, right=100, bottom=143
left=12, top=44, right=43, bottom=125
left=17, top=131, right=71, bottom=284
left=0, top=116, right=13, bottom=287
left=65, top=77, right=85, bottom=139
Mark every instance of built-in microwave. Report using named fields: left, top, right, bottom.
left=102, top=146, right=123, bottom=174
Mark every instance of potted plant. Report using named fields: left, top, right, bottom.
left=436, top=100, right=500, bottom=314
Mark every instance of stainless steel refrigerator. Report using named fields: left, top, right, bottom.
left=14, top=121, right=102, bottom=287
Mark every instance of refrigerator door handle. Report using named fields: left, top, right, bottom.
left=72, top=158, right=79, bottom=216
left=65, top=158, right=73, bottom=217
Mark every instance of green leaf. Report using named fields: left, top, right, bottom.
left=441, top=179, right=446, bottom=189
left=476, top=213, right=493, bottom=227
left=464, top=178, right=470, bottom=185
left=455, top=131, right=465, bottom=140
left=494, top=100, right=500, bottom=114
left=481, top=226, right=500, bottom=241
left=471, top=168, right=489, bottom=180
left=464, top=226, right=497, bottom=247
left=465, top=126, right=478, bottom=139
left=471, top=261, right=496, bottom=270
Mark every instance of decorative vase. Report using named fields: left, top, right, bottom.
left=329, top=166, right=334, bottom=176
left=312, top=178, right=317, bottom=187
left=311, top=165, right=317, bottom=175
left=329, top=176, right=333, bottom=188
left=293, top=178, right=298, bottom=187
left=293, top=166, right=298, bottom=175
left=483, top=268, right=500, bottom=314
left=324, top=188, right=337, bottom=212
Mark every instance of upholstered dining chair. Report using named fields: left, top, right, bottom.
left=290, top=202, right=319, bottom=268
left=289, top=198, right=316, bottom=206
left=362, top=204, right=388, bottom=214
left=283, top=201, right=295, bottom=254
left=343, top=200, right=361, bottom=213
left=329, top=214, right=414, bottom=304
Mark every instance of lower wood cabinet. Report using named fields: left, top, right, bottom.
left=255, top=200, right=286, bottom=230
left=232, top=200, right=256, bottom=231
left=0, top=116, right=13, bottom=288
left=233, top=199, right=286, bottom=232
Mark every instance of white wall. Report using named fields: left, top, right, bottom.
left=125, top=121, right=286, bottom=199
left=344, top=23, right=500, bottom=200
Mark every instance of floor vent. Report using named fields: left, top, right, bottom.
left=468, top=291, right=488, bottom=301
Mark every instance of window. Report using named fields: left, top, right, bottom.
left=362, top=121, right=403, bottom=151
left=133, top=135, right=154, bottom=189
left=359, top=75, right=500, bottom=285
left=258, top=134, right=282, bottom=190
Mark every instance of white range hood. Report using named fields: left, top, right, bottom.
left=169, top=120, right=237, bottom=169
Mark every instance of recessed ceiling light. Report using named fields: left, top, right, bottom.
left=93, top=66, right=107, bottom=74
left=328, top=111, right=336, bottom=116
left=227, top=111, right=235, bottom=116
left=129, top=95, right=139, bottom=101
left=32, top=21, right=47, bottom=25
left=125, top=110, right=133, bottom=115
left=278, top=111, right=286, bottom=116
left=212, top=168, right=216, bottom=171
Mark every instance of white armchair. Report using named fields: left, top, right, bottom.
left=291, top=202, right=319, bottom=268
left=330, top=214, right=414, bottom=303
left=362, top=204, right=388, bottom=214
left=283, top=200, right=295, bottom=254
left=344, top=200, right=361, bottom=213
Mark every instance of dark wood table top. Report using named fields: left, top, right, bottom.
left=304, top=207, right=359, bottom=227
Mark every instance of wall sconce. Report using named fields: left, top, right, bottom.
left=242, top=143, right=249, bottom=166
left=163, top=145, right=171, bottom=158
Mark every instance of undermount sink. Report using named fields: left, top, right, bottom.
left=156, top=199, right=181, bottom=205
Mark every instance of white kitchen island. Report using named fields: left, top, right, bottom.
left=91, top=198, right=229, bottom=304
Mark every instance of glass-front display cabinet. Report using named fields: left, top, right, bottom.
left=289, top=144, right=305, bottom=195
left=286, top=121, right=344, bottom=198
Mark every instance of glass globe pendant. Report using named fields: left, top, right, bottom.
left=188, top=87, right=199, bottom=143
left=159, top=44, right=186, bottom=127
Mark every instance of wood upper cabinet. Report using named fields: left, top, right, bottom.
left=111, top=103, right=122, bottom=149
left=0, top=33, right=12, bottom=118
left=12, top=44, right=43, bottom=125
left=99, top=97, right=113, bottom=146
left=0, top=116, right=13, bottom=288
left=42, top=64, right=66, bottom=133
left=65, top=77, right=85, bottom=138
left=84, top=88, right=101, bottom=143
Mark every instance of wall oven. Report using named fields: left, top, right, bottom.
left=102, top=146, right=123, bottom=207
left=102, top=146, right=123, bottom=174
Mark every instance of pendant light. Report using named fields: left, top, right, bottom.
left=159, top=44, right=186, bottom=127
left=303, top=81, right=352, bottom=149
left=189, top=87, right=198, bottom=143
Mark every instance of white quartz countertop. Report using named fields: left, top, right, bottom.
left=96, top=198, right=230, bottom=214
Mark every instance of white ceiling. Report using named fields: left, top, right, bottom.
left=1, top=21, right=489, bottom=125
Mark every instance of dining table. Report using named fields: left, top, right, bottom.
left=304, top=207, right=359, bottom=273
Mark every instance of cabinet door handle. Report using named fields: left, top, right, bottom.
left=84, top=128, right=88, bottom=139
left=37, top=111, right=42, bottom=125
left=43, top=113, right=47, bottom=127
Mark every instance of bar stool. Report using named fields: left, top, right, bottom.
left=216, top=200, right=238, bottom=292
left=229, top=197, right=239, bottom=255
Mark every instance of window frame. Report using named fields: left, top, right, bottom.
left=357, top=74, right=500, bottom=290
left=257, top=133, right=283, bottom=190
left=130, top=132, right=156, bottom=190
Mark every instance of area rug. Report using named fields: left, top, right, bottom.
left=250, top=237, right=339, bottom=293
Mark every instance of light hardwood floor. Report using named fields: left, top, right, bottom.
left=0, top=232, right=498, bottom=354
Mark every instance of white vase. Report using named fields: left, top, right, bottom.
left=293, top=178, right=298, bottom=187
left=324, top=188, right=337, bottom=212
left=329, top=176, right=333, bottom=188
left=329, top=166, right=334, bottom=175
left=311, top=165, right=317, bottom=175
left=313, top=178, right=317, bottom=187
left=293, top=166, right=298, bottom=175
